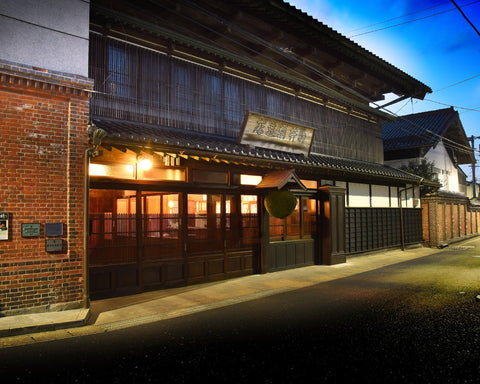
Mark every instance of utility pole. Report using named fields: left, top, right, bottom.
left=468, top=136, right=480, bottom=198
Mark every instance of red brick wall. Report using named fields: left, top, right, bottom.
left=422, top=194, right=480, bottom=248
left=0, top=65, right=91, bottom=315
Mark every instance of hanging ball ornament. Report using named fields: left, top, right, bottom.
left=264, top=190, right=297, bottom=219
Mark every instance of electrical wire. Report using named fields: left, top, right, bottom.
left=434, top=73, right=480, bottom=92
left=451, top=0, right=480, bottom=37
left=348, top=0, right=480, bottom=38
left=346, top=1, right=452, bottom=34
left=99, top=1, right=478, bottom=157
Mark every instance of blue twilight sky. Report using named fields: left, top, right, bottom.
left=287, top=0, right=480, bottom=179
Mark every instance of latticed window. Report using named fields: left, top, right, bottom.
left=269, top=197, right=316, bottom=241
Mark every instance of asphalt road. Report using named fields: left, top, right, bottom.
left=2, top=241, right=480, bottom=383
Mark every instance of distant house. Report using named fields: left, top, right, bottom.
left=383, top=107, right=474, bottom=193
left=465, top=180, right=480, bottom=199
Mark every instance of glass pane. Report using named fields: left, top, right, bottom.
left=286, top=198, right=301, bottom=239
left=89, top=189, right=137, bottom=266
left=142, top=192, right=182, bottom=261
left=188, top=194, right=223, bottom=253
left=225, top=195, right=239, bottom=249
left=302, top=198, right=317, bottom=238
left=269, top=215, right=285, bottom=241
left=240, top=195, right=258, bottom=246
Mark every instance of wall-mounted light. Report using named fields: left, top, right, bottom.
left=138, top=156, right=152, bottom=171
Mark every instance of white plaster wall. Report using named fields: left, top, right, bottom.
left=398, top=185, right=420, bottom=208
left=390, top=186, right=399, bottom=208
left=371, top=184, right=390, bottom=207
left=0, top=0, right=90, bottom=76
left=385, top=141, right=460, bottom=193
left=424, top=142, right=459, bottom=192
left=348, top=183, right=370, bottom=207
left=347, top=183, right=419, bottom=208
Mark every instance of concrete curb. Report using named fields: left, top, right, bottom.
left=0, top=308, right=90, bottom=338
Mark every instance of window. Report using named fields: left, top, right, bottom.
left=116, top=195, right=136, bottom=237
left=187, top=194, right=223, bottom=253
left=143, top=193, right=180, bottom=239
left=89, top=189, right=137, bottom=266
left=269, top=197, right=316, bottom=241
left=108, top=46, right=131, bottom=97
left=240, top=174, right=262, bottom=186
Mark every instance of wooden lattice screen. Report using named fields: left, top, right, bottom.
left=89, top=33, right=384, bottom=163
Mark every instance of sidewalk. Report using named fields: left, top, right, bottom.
left=0, top=245, right=441, bottom=348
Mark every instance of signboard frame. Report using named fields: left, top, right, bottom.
left=239, top=111, right=315, bottom=156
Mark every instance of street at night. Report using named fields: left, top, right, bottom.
left=2, top=239, right=480, bottom=383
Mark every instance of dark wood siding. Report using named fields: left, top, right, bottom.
left=89, top=34, right=384, bottom=163
left=345, top=208, right=423, bottom=253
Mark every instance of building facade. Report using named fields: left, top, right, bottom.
left=1, top=0, right=433, bottom=312
left=86, top=0, right=430, bottom=299
left=0, top=0, right=92, bottom=314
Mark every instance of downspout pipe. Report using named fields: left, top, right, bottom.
left=84, top=123, right=106, bottom=308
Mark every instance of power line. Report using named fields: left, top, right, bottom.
left=166, top=0, right=478, bottom=156
left=107, top=1, right=477, bottom=157
left=434, top=73, right=480, bottom=92
left=451, top=0, right=480, bottom=37
left=348, top=0, right=480, bottom=38
left=422, top=98, right=480, bottom=113
left=346, top=1, right=451, bottom=34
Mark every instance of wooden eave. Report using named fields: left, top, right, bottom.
left=92, top=117, right=426, bottom=187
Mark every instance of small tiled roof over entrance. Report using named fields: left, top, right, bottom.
left=93, top=117, right=425, bottom=185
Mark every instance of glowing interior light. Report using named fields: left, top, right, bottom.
left=126, top=164, right=135, bottom=175
left=89, top=163, right=107, bottom=176
left=139, top=158, right=152, bottom=171
left=88, top=163, right=135, bottom=179
left=240, top=174, right=262, bottom=185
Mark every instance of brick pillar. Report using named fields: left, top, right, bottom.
left=428, top=199, right=439, bottom=248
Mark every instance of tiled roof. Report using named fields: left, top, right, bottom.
left=93, top=117, right=423, bottom=184
left=383, top=107, right=457, bottom=151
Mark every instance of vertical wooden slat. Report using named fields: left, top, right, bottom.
left=89, top=34, right=384, bottom=163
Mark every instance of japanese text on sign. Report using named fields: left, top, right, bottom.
left=239, top=112, right=314, bottom=155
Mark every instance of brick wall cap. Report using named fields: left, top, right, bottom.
left=0, top=59, right=94, bottom=90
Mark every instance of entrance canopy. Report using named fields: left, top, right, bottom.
left=256, top=169, right=307, bottom=190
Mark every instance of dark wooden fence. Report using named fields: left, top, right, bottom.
left=345, top=208, right=423, bottom=254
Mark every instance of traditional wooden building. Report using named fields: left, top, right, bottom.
left=0, top=0, right=435, bottom=314
left=86, top=0, right=432, bottom=298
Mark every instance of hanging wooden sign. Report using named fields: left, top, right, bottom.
left=239, top=111, right=314, bottom=155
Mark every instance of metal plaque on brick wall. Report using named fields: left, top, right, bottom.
left=45, top=222, right=63, bottom=237
left=21, top=223, right=41, bottom=237
left=239, top=111, right=315, bottom=155
left=45, top=239, right=64, bottom=253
